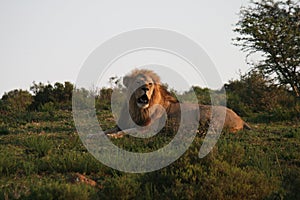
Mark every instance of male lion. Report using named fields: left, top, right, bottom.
left=105, top=69, right=250, bottom=138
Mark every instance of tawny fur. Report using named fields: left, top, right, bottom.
left=106, top=69, right=250, bottom=136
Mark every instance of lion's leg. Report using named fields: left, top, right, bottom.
left=106, top=128, right=138, bottom=138
left=86, top=126, right=121, bottom=139
left=104, top=126, right=121, bottom=135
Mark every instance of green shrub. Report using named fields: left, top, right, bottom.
left=0, top=151, right=22, bottom=176
left=225, top=70, right=298, bottom=120
left=23, top=181, right=97, bottom=200
left=282, top=167, right=300, bottom=200
left=248, top=108, right=299, bottom=123
left=37, top=151, right=102, bottom=174
left=22, top=160, right=37, bottom=176
left=23, top=136, right=53, bottom=157
left=40, top=102, right=56, bottom=114
left=99, top=174, right=140, bottom=200
left=0, top=126, right=9, bottom=135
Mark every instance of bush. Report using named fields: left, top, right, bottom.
left=37, top=151, right=103, bottom=174
left=22, top=136, right=53, bottom=157
left=23, top=181, right=97, bottom=200
left=283, top=167, right=300, bottom=200
left=1, top=89, right=33, bottom=112
left=97, top=137, right=280, bottom=200
left=0, top=151, right=18, bottom=176
left=0, top=126, right=9, bottom=135
left=99, top=174, right=140, bottom=200
left=40, top=102, right=56, bottom=114
left=225, top=70, right=298, bottom=120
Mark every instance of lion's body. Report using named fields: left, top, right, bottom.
left=165, top=103, right=250, bottom=133
left=106, top=69, right=250, bottom=137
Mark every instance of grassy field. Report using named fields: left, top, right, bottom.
left=0, top=110, right=299, bottom=199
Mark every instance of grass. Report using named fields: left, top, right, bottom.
left=22, top=135, right=53, bottom=157
left=0, top=110, right=299, bottom=199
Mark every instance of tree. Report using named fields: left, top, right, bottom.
left=53, top=81, right=73, bottom=104
left=225, top=70, right=294, bottom=115
left=30, top=81, right=74, bottom=110
left=1, top=89, right=33, bottom=112
left=30, top=82, right=54, bottom=110
left=234, top=0, right=300, bottom=97
left=63, top=81, right=74, bottom=101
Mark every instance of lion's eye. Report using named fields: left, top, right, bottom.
left=148, top=83, right=153, bottom=86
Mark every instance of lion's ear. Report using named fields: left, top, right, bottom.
left=123, top=76, right=131, bottom=88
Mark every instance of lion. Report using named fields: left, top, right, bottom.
left=105, top=69, right=250, bottom=138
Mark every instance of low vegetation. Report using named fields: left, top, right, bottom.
left=0, top=70, right=299, bottom=199
left=0, top=110, right=299, bottom=199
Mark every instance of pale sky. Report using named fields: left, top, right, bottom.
left=0, top=0, right=251, bottom=96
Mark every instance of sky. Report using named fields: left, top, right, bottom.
left=0, top=0, right=251, bottom=96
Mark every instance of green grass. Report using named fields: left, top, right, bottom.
left=0, top=110, right=299, bottom=199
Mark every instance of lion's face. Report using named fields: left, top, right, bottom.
left=123, top=69, right=163, bottom=113
left=127, top=75, right=155, bottom=109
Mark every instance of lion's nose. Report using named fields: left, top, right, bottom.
left=142, top=87, right=149, bottom=92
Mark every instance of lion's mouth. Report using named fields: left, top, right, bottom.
left=137, top=94, right=149, bottom=107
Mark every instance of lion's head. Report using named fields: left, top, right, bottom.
left=123, top=69, right=162, bottom=109
left=119, top=69, right=177, bottom=127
